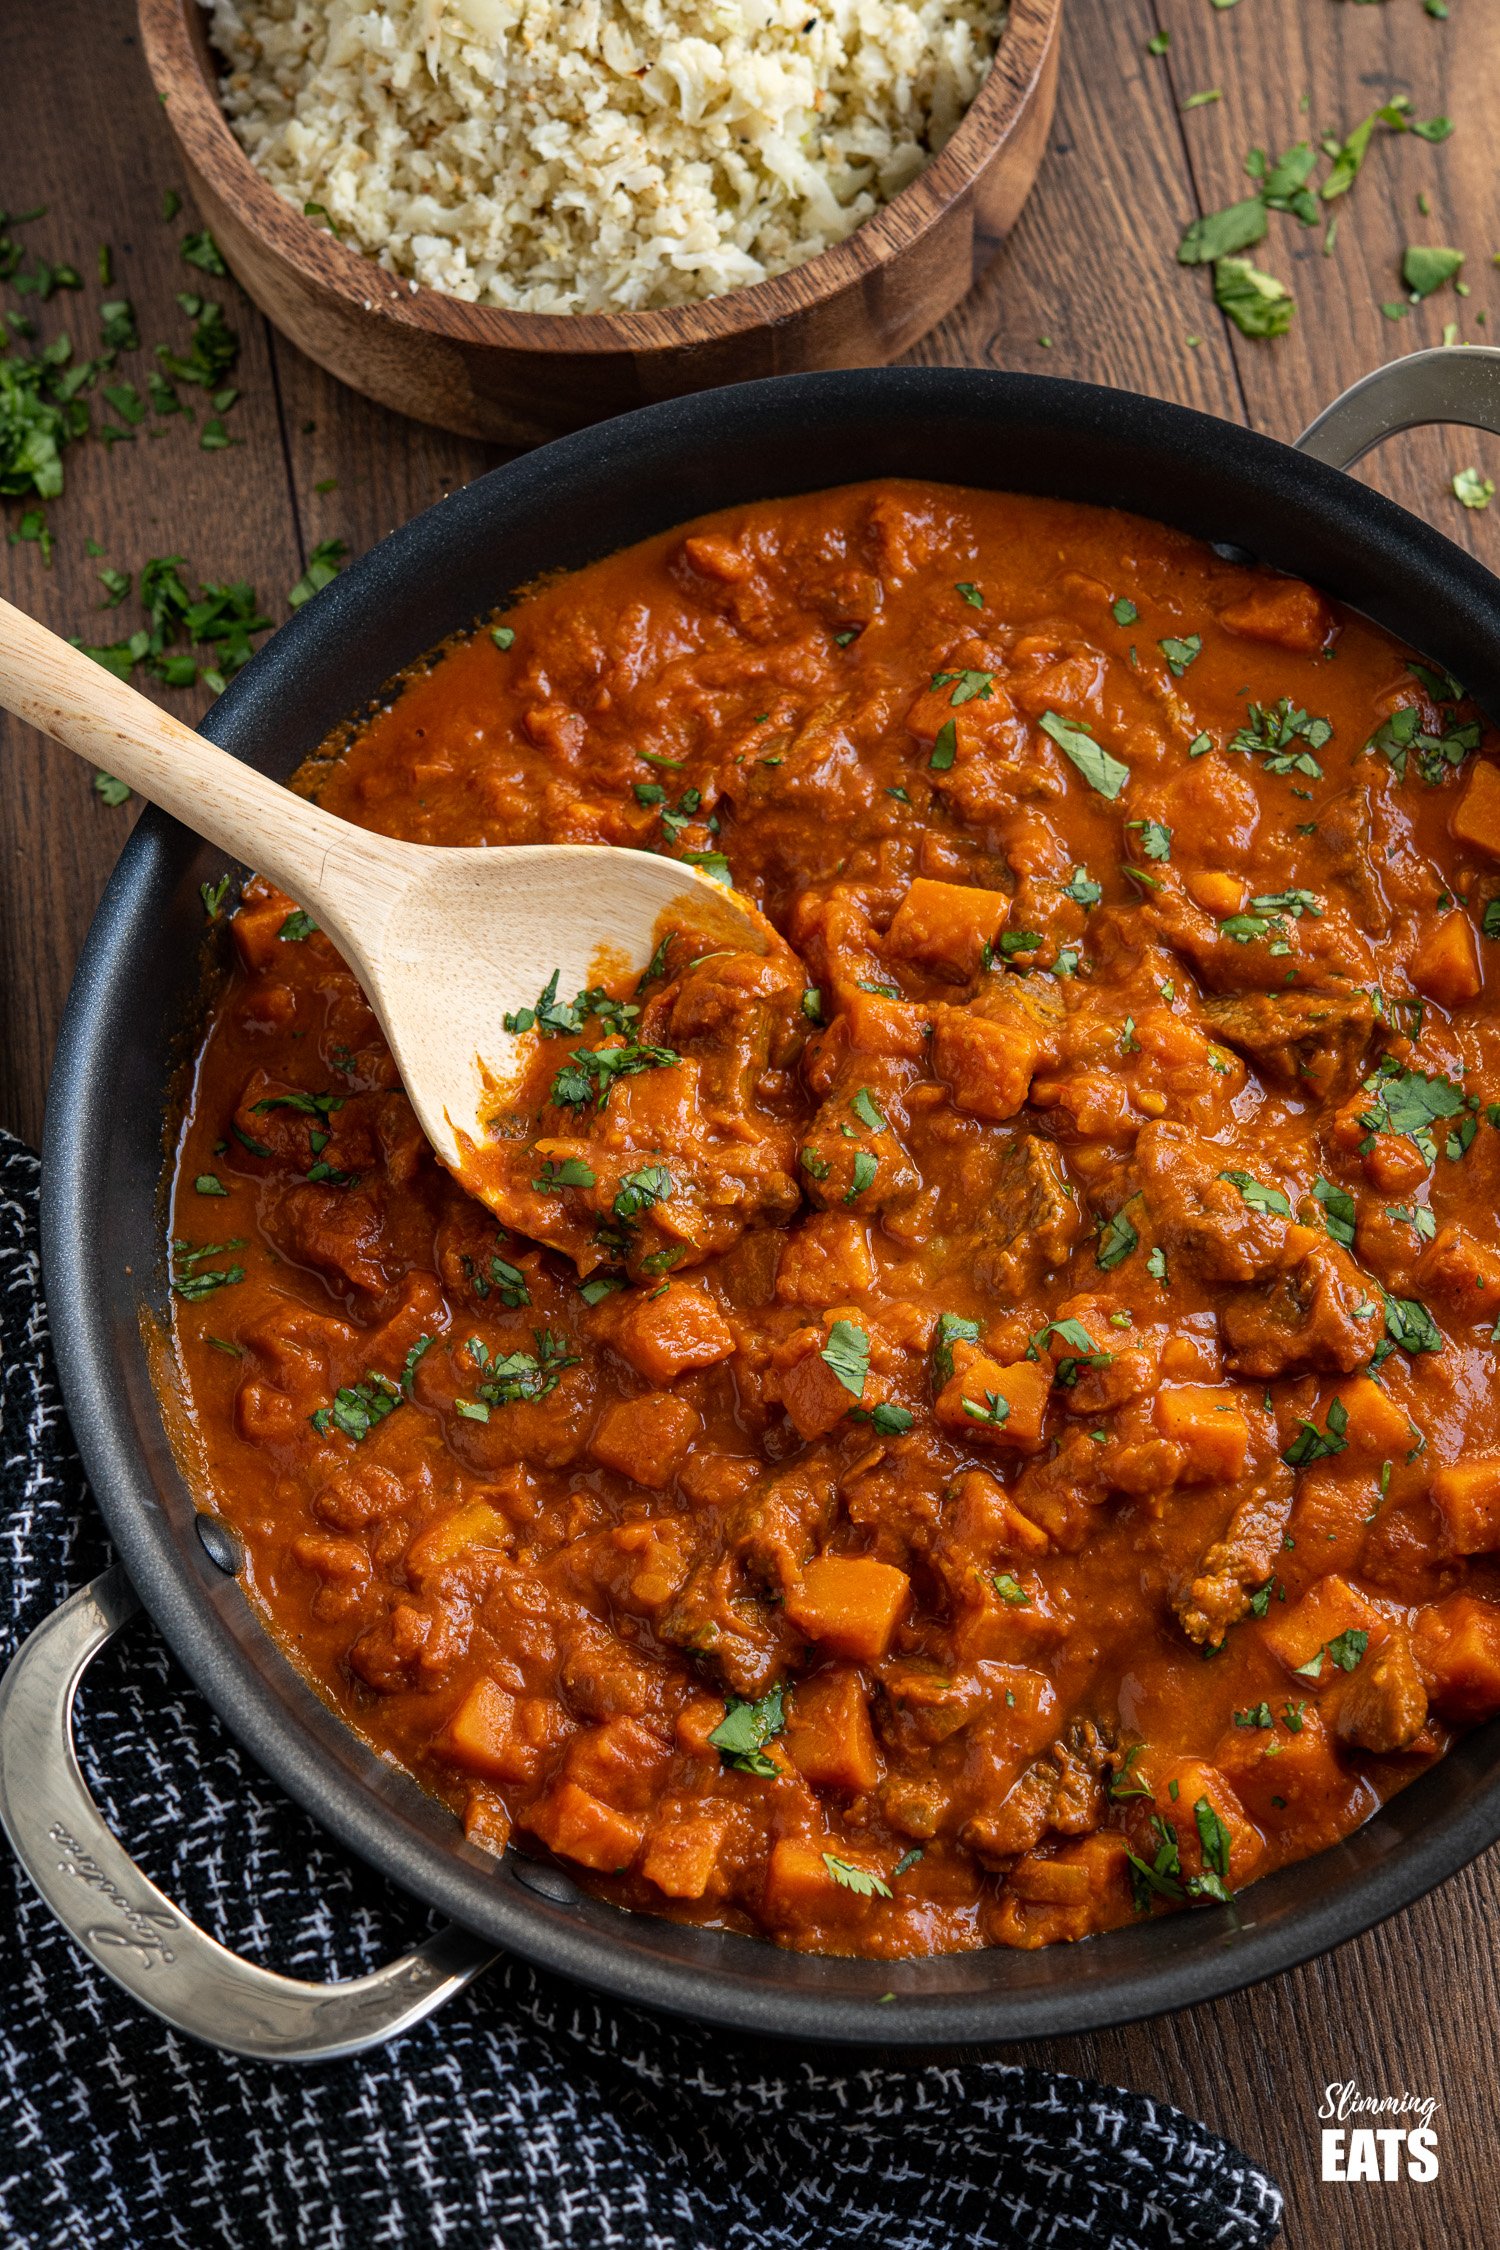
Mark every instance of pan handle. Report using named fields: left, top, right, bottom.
left=1297, top=345, right=1500, bottom=469
left=0, top=1568, right=497, bottom=2061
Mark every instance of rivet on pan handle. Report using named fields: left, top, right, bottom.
left=1296, top=344, right=1500, bottom=470
left=0, top=1568, right=497, bottom=2062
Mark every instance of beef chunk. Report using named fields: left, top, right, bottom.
left=1133, top=1120, right=1289, bottom=1284
left=1314, top=791, right=1391, bottom=941
left=974, top=1133, right=1083, bottom=1295
left=1333, top=1631, right=1429, bottom=1754
left=1221, top=1239, right=1380, bottom=1378
left=1174, top=1464, right=1294, bottom=1646
left=1200, top=986, right=1378, bottom=1099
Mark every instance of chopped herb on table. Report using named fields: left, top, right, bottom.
left=1214, top=257, right=1295, bottom=339
left=289, top=537, right=349, bottom=608
left=1403, top=245, right=1464, bottom=299
left=1453, top=467, right=1495, bottom=511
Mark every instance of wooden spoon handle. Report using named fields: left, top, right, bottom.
left=0, top=595, right=411, bottom=939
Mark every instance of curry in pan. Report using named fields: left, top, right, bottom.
left=169, top=480, right=1500, bottom=1957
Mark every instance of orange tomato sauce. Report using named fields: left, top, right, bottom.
left=169, top=480, right=1500, bottom=1956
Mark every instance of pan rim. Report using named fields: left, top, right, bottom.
left=41, top=363, right=1500, bottom=2047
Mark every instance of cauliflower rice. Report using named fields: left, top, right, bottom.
left=204, top=0, right=1006, bottom=315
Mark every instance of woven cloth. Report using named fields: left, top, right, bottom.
left=0, top=1129, right=1283, bottom=2250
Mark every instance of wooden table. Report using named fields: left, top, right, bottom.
left=4, top=2, right=1498, bottom=2240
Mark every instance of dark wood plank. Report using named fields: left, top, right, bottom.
left=913, top=0, right=1244, bottom=418
left=269, top=335, right=505, bottom=576
left=1153, top=0, right=1500, bottom=559
left=0, top=1, right=302, bottom=1146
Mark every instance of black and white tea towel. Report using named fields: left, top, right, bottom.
left=0, top=1129, right=1284, bottom=2250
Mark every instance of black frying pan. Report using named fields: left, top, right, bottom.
left=10, top=357, right=1500, bottom=2059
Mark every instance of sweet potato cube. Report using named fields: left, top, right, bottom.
left=1153, top=1386, right=1250, bottom=1482
left=590, top=1392, right=698, bottom=1488
left=934, top=1355, right=1050, bottom=1451
left=1145, top=1758, right=1263, bottom=1886
left=612, top=1283, right=735, bottom=1384
left=904, top=683, right=964, bottom=745
left=1008, top=1851, right=1094, bottom=1906
left=1418, top=1226, right=1500, bottom=1321
left=1414, top=1594, right=1500, bottom=1721
left=638, top=1810, right=732, bottom=1901
left=763, top=1836, right=838, bottom=1918
left=564, top=1714, right=672, bottom=1810
left=949, top=1568, right=1064, bottom=1662
left=231, top=892, right=304, bottom=974
left=776, top=1212, right=875, bottom=1307
left=1185, top=869, right=1247, bottom=920
left=786, top=1666, right=882, bottom=1793
left=1284, top=1467, right=1375, bottom=1587
left=1327, top=1373, right=1416, bottom=1461
left=947, top=1468, right=1050, bottom=1560
left=405, top=1502, right=510, bottom=1588
left=1451, top=758, right=1500, bottom=858
left=775, top=1335, right=860, bottom=1441
left=1431, top=1458, right=1500, bottom=1554
left=442, top=1678, right=554, bottom=1784
left=1216, top=581, right=1331, bottom=655
left=1214, top=1703, right=1345, bottom=1824
left=681, top=532, right=750, bottom=582
left=930, top=1003, right=1039, bottom=1121
left=1260, top=1573, right=1386, bottom=1683
left=785, top=1555, right=910, bottom=1663
left=836, top=986, right=931, bottom=1060
left=525, top=1780, right=644, bottom=1872
left=885, top=878, right=1007, bottom=976
left=990, top=1831, right=1135, bottom=1947
left=1411, top=911, right=1482, bottom=1008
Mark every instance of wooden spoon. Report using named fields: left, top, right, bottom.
left=0, top=597, right=769, bottom=1221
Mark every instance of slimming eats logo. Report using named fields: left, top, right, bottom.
left=1319, top=2083, right=1440, bottom=2183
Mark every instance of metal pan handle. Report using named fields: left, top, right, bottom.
left=1297, top=345, right=1500, bottom=470
left=0, top=1568, right=496, bottom=2061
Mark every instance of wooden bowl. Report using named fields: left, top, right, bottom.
left=138, top=0, right=1062, bottom=446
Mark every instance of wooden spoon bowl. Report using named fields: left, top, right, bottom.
left=138, top=0, right=1063, bottom=446
left=0, top=595, right=769, bottom=1240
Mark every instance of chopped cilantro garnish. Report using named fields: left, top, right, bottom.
left=169, top=1236, right=247, bottom=1300
left=932, top=1311, right=982, bottom=1385
left=709, top=1688, right=785, bottom=1776
left=820, top=1319, right=870, bottom=1399
left=1284, top=1397, right=1350, bottom=1467
left=823, top=1854, right=892, bottom=1899
left=1097, top=1206, right=1139, bottom=1270
left=532, top=1157, right=596, bottom=1191
left=931, top=668, right=995, bottom=706
left=310, top=1371, right=400, bottom=1443
left=1040, top=710, right=1130, bottom=800
left=1403, top=245, right=1464, bottom=299
left=288, top=537, right=348, bottom=610
left=1219, top=1170, right=1292, bottom=1217
left=1312, top=1175, right=1356, bottom=1247
left=1214, top=256, right=1295, bottom=339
